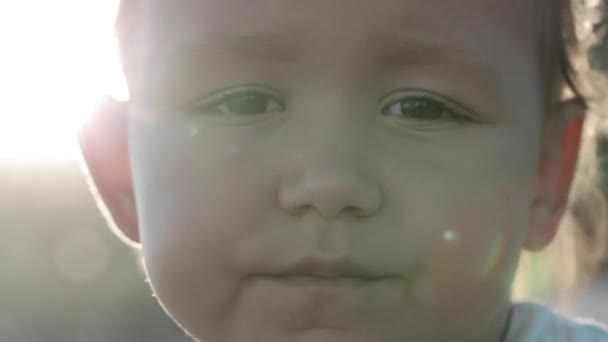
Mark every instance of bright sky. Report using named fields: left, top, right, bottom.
left=0, top=0, right=127, bottom=161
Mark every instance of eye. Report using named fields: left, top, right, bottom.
left=381, top=90, right=473, bottom=127
left=195, top=85, right=285, bottom=116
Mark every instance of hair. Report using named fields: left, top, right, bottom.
left=562, top=0, right=608, bottom=291
left=110, top=0, right=608, bottom=298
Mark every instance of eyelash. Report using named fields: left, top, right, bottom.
left=192, top=86, right=474, bottom=125
left=194, top=85, right=285, bottom=115
left=379, top=90, right=473, bottom=124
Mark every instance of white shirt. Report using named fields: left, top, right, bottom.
left=505, top=302, right=608, bottom=341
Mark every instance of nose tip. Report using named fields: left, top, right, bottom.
left=278, top=169, right=382, bottom=219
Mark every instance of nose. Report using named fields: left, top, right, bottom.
left=278, top=160, right=382, bottom=220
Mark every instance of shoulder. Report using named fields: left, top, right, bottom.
left=505, top=301, right=608, bottom=342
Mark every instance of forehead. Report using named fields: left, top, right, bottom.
left=140, top=0, right=539, bottom=32
left=134, top=0, right=541, bottom=60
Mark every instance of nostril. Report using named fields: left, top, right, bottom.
left=344, top=205, right=368, bottom=217
left=287, top=204, right=313, bottom=216
left=277, top=167, right=382, bottom=219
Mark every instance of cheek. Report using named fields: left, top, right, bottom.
left=130, top=120, right=278, bottom=340
left=414, top=184, right=529, bottom=319
left=379, top=126, right=538, bottom=330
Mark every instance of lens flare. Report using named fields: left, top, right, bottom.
left=478, top=230, right=506, bottom=278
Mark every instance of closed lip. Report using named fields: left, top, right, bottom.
left=265, top=255, right=396, bottom=281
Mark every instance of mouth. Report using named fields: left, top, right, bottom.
left=265, top=275, right=388, bottom=289
left=261, top=255, right=398, bottom=288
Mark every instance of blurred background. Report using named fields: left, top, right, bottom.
left=0, top=0, right=606, bottom=341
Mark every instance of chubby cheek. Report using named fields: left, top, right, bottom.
left=397, top=153, right=536, bottom=335
left=131, top=120, right=277, bottom=341
left=414, top=185, right=527, bottom=323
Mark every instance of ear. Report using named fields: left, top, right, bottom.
left=525, top=99, right=586, bottom=251
left=78, top=96, right=140, bottom=245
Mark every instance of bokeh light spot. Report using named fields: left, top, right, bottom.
left=442, top=229, right=460, bottom=243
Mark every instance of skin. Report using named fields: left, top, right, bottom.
left=80, top=0, right=585, bottom=341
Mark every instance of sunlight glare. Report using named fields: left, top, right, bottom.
left=0, top=0, right=127, bottom=161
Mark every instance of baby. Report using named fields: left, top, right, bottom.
left=79, top=0, right=608, bottom=341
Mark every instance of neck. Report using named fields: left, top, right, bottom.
left=474, top=301, right=514, bottom=342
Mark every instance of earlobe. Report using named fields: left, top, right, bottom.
left=78, top=96, right=140, bottom=245
left=525, top=99, right=585, bottom=251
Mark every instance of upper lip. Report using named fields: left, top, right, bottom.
left=271, top=255, right=392, bottom=280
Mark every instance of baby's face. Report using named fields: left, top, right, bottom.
left=128, top=0, right=546, bottom=341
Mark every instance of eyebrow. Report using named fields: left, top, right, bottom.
left=162, top=32, right=303, bottom=65
left=163, top=30, right=493, bottom=62
left=369, top=35, right=499, bottom=82
left=372, top=38, right=480, bottom=66
left=153, top=31, right=500, bottom=92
